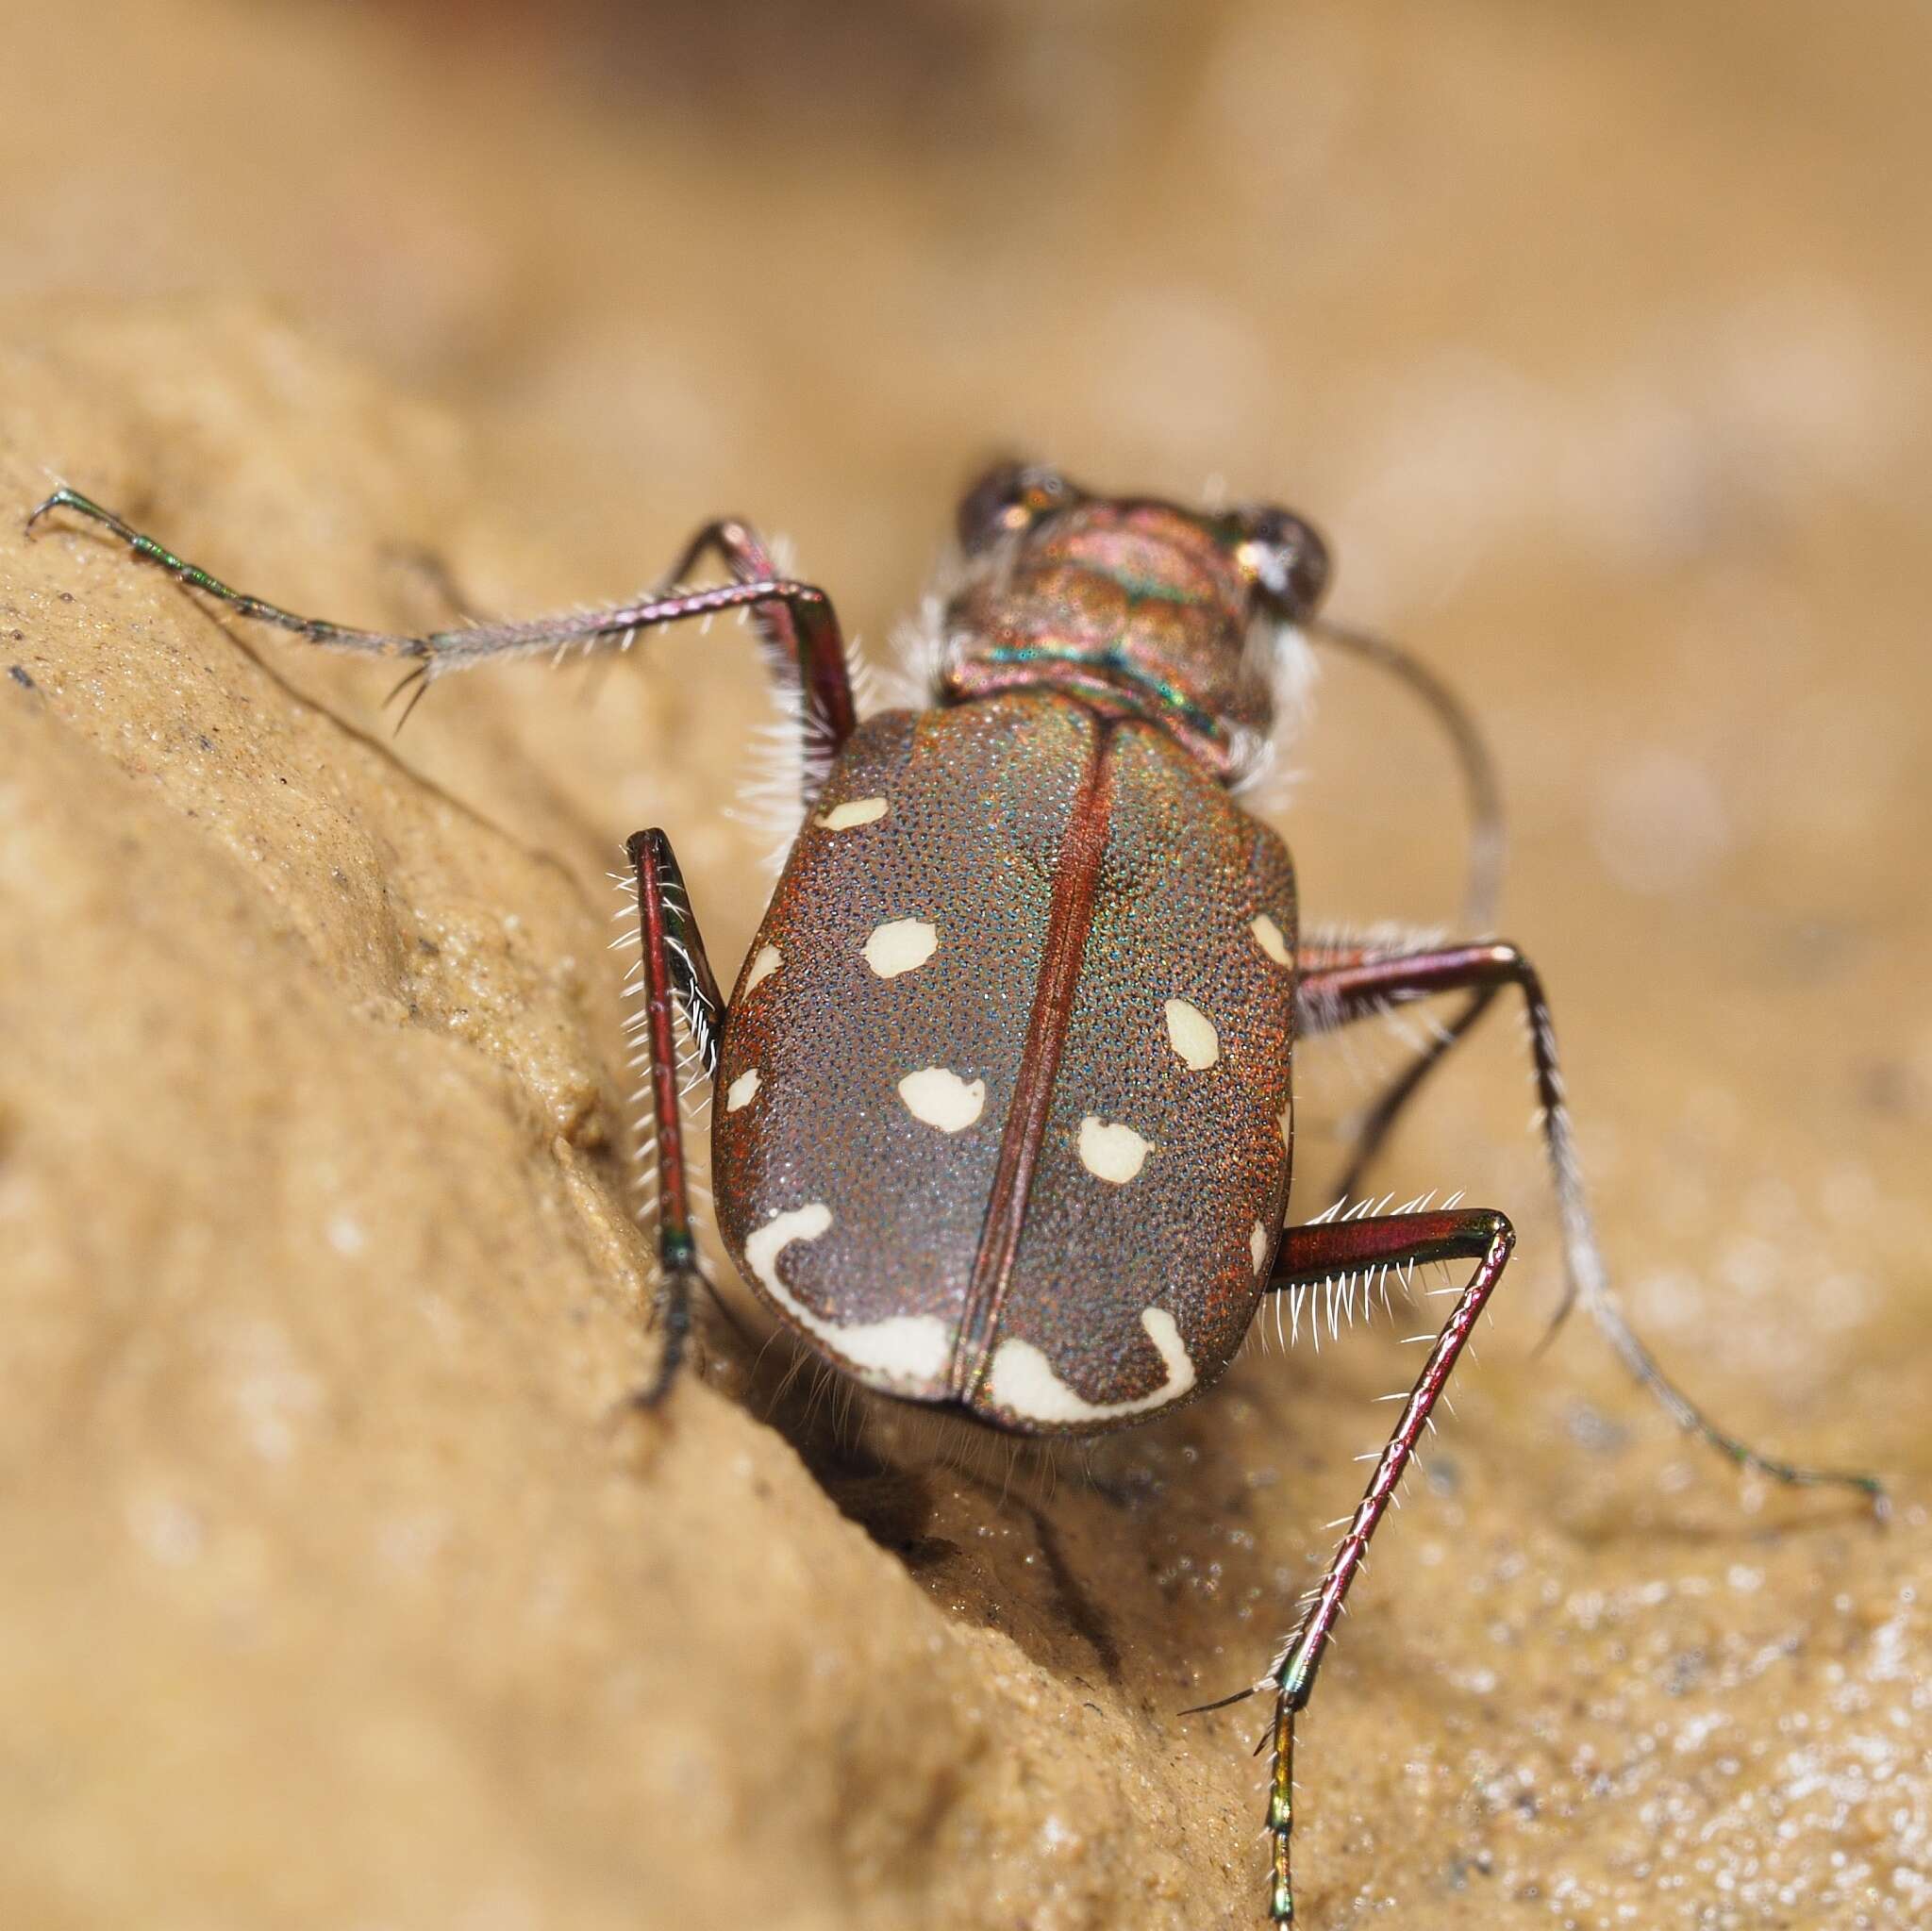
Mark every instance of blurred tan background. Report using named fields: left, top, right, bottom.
left=1, top=2, right=1927, bottom=1926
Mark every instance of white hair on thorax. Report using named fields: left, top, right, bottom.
left=1231, top=618, right=1321, bottom=810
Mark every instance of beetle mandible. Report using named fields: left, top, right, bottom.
left=25, top=464, right=1885, bottom=1925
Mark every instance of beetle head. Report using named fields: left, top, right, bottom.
left=942, top=461, right=1330, bottom=783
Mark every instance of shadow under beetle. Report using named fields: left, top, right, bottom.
left=27, top=463, right=1886, bottom=1925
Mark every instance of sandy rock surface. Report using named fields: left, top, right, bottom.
left=3, top=3, right=1930, bottom=1927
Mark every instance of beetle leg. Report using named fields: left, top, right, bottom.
left=1294, top=940, right=1887, bottom=1512
left=641, top=515, right=860, bottom=794
left=653, top=515, right=805, bottom=683
left=25, top=488, right=858, bottom=796
left=1256, top=1207, right=1516, bottom=1925
left=1289, top=622, right=1507, bottom=1193
left=1297, top=926, right=1499, bottom=1198
left=622, top=827, right=726, bottom=1405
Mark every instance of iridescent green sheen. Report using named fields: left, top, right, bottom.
left=981, top=642, right=1217, bottom=736
left=943, top=498, right=1277, bottom=782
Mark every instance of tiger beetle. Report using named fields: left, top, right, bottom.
left=26, top=464, right=1886, bottom=1924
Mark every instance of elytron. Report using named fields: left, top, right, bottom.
left=26, top=464, right=1882, bottom=1924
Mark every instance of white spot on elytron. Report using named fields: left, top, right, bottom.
left=1078, top=1114, right=1150, bottom=1184
left=1250, top=912, right=1291, bottom=967
left=1250, top=1220, right=1269, bottom=1273
left=725, top=1068, right=761, bottom=1112
left=1163, top=997, right=1220, bottom=1070
left=897, top=1066, right=985, bottom=1132
left=743, top=943, right=781, bottom=993
left=817, top=795, right=889, bottom=830
left=743, top=1203, right=831, bottom=1290
left=742, top=1203, right=950, bottom=1387
left=864, top=917, right=937, bottom=978
left=989, top=1307, right=1196, bottom=1423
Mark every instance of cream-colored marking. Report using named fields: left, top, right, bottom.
left=897, top=1066, right=985, bottom=1133
left=1163, top=997, right=1220, bottom=1070
left=989, top=1307, right=1196, bottom=1424
left=816, top=795, right=889, bottom=830
left=1277, top=1102, right=1292, bottom=1145
left=864, top=917, right=938, bottom=978
left=742, top=1203, right=950, bottom=1385
left=1250, top=1220, right=1269, bottom=1273
left=1078, top=1114, right=1150, bottom=1184
left=1250, top=912, right=1291, bottom=967
left=724, top=1068, right=761, bottom=1113
left=742, top=943, right=782, bottom=993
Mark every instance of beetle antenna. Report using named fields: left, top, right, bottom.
left=1307, top=618, right=1504, bottom=937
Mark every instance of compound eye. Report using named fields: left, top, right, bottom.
left=1231, top=507, right=1331, bottom=618
left=957, top=460, right=1077, bottom=552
